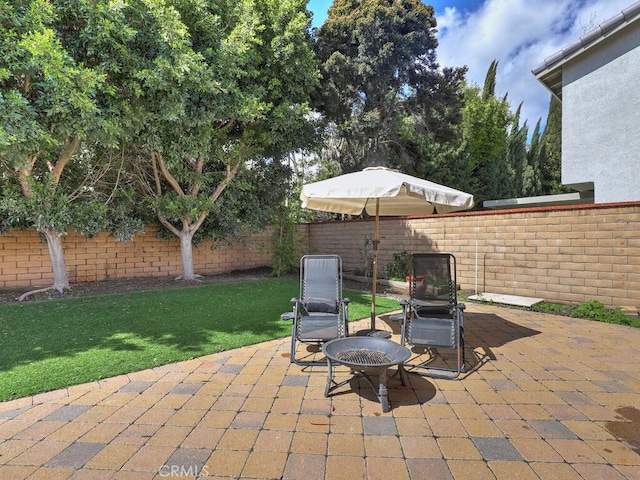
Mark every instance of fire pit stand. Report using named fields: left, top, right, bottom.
left=322, top=337, right=412, bottom=413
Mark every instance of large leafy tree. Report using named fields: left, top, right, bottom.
left=458, top=62, right=510, bottom=203
left=313, top=0, right=456, bottom=173
left=386, top=64, right=467, bottom=188
left=131, top=0, right=319, bottom=281
left=1, top=0, right=318, bottom=291
left=457, top=60, right=557, bottom=205
left=458, top=62, right=565, bottom=204
left=0, top=0, right=144, bottom=298
left=457, top=62, right=569, bottom=204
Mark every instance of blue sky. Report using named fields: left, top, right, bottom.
left=309, top=0, right=485, bottom=24
left=307, top=0, right=634, bottom=134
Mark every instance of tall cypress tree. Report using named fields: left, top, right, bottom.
left=540, top=95, right=564, bottom=193
left=525, top=119, right=543, bottom=196
left=482, top=60, right=498, bottom=101
left=505, top=103, right=529, bottom=197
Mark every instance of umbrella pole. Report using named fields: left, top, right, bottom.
left=371, top=199, right=380, bottom=330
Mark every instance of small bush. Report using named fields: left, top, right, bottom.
left=532, top=302, right=577, bottom=317
left=572, top=300, right=632, bottom=325
left=385, top=251, right=411, bottom=281
left=533, top=299, right=634, bottom=327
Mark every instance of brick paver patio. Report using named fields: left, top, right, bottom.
left=1, top=303, right=639, bottom=479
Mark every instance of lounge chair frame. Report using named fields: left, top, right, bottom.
left=400, top=253, right=465, bottom=379
left=289, top=255, right=349, bottom=366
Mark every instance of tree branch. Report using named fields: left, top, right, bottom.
left=151, top=151, right=163, bottom=195
left=210, top=158, right=241, bottom=203
left=189, top=157, right=241, bottom=233
left=189, top=156, right=205, bottom=196
left=157, top=213, right=181, bottom=237
left=155, top=151, right=185, bottom=195
left=105, top=145, right=126, bottom=204
left=218, top=118, right=236, bottom=132
left=344, top=136, right=359, bottom=169
left=50, top=137, right=81, bottom=183
left=17, top=154, right=38, bottom=199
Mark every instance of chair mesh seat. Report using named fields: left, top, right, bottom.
left=299, top=315, right=341, bottom=341
left=408, top=316, right=456, bottom=348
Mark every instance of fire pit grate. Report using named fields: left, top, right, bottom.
left=322, top=337, right=411, bottom=413
left=337, top=349, right=392, bottom=365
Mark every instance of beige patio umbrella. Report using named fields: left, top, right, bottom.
left=300, top=167, right=474, bottom=334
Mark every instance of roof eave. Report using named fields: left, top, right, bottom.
left=531, top=0, right=640, bottom=99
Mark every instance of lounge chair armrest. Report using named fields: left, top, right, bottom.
left=399, top=299, right=409, bottom=315
left=280, top=312, right=295, bottom=321
left=343, top=298, right=350, bottom=304
left=290, top=297, right=299, bottom=305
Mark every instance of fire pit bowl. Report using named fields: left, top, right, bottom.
left=322, top=337, right=411, bottom=412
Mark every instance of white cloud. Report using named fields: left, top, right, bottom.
left=435, top=0, right=634, bottom=134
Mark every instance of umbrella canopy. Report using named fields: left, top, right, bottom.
left=301, top=167, right=474, bottom=217
left=300, top=167, right=474, bottom=333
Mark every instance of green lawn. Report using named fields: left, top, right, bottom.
left=0, top=278, right=400, bottom=401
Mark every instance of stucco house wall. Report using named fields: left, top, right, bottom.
left=561, top=21, right=640, bottom=201
left=533, top=1, right=640, bottom=204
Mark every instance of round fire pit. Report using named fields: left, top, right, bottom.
left=322, top=337, right=411, bottom=412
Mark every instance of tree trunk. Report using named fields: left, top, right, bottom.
left=178, top=230, right=197, bottom=281
left=42, top=227, right=70, bottom=293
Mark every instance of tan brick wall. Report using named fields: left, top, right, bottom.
left=2, top=204, right=639, bottom=309
left=306, top=202, right=640, bottom=309
left=0, top=226, right=274, bottom=289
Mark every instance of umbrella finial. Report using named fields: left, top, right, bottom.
left=363, top=166, right=399, bottom=173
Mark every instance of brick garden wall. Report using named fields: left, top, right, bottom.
left=0, top=226, right=274, bottom=289
left=2, top=203, right=639, bottom=309
left=305, top=202, right=640, bottom=309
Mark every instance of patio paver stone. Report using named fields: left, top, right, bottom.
left=1, top=304, right=640, bottom=479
